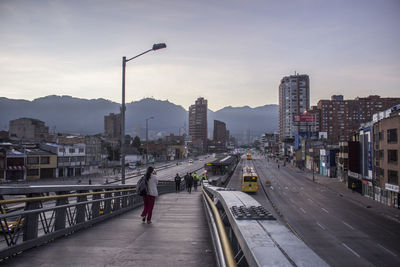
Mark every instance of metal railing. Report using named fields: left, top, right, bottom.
left=202, top=183, right=328, bottom=267
left=0, top=182, right=176, bottom=260
left=202, top=186, right=237, bottom=267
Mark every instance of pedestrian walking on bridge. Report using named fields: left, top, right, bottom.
left=200, top=173, right=207, bottom=185
left=174, top=173, right=181, bottom=193
left=193, top=172, right=199, bottom=191
left=141, top=166, right=158, bottom=224
left=185, top=172, right=193, bottom=194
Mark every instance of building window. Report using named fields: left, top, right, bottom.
left=388, top=170, right=398, bottom=185
left=59, top=148, right=65, bottom=153
left=379, top=131, right=383, bottom=141
left=79, top=148, right=84, bottom=153
left=379, top=150, right=384, bottom=160
left=27, top=169, right=39, bottom=176
left=376, top=167, right=384, bottom=177
left=387, top=129, right=398, bottom=144
left=27, top=157, right=39, bottom=164
left=40, top=156, right=50, bottom=164
left=59, top=157, right=69, bottom=163
left=69, top=148, right=75, bottom=153
left=387, top=150, right=398, bottom=164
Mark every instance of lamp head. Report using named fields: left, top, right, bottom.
left=152, top=43, right=167, bottom=50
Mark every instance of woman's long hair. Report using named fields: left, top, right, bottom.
left=145, top=166, right=154, bottom=181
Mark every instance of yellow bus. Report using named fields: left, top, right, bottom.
left=242, top=166, right=258, bottom=193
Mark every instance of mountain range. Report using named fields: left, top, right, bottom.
left=0, top=95, right=278, bottom=138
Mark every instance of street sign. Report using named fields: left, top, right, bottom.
left=293, top=114, right=315, bottom=122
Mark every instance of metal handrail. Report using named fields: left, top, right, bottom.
left=0, top=193, right=137, bottom=220
left=202, top=187, right=237, bottom=267
left=0, top=188, right=136, bottom=205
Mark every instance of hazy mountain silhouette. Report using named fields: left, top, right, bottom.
left=210, top=105, right=278, bottom=136
left=0, top=95, right=278, bottom=136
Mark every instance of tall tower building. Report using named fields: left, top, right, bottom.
left=104, top=113, right=121, bottom=139
left=189, top=97, right=208, bottom=151
left=213, top=120, right=227, bottom=149
left=279, top=74, right=310, bottom=142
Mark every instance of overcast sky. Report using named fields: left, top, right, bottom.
left=0, top=0, right=399, bottom=111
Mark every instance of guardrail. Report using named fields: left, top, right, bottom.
left=0, top=181, right=176, bottom=260
left=202, top=183, right=328, bottom=267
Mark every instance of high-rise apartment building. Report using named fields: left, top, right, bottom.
left=189, top=97, right=208, bottom=151
left=317, top=95, right=400, bottom=142
left=104, top=113, right=121, bottom=139
left=279, top=74, right=310, bottom=141
left=213, top=120, right=227, bottom=149
left=9, top=118, right=49, bottom=142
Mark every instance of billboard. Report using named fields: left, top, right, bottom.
left=293, top=114, right=315, bottom=122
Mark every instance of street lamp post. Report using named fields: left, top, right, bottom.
left=145, top=116, right=154, bottom=165
left=121, top=43, right=166, bottom=184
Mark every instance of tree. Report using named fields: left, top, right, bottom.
left=132, top=136, right=141, bottom=149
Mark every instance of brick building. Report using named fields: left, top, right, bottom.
left=316, top=95, right=400, bottom=142
left=104, top=113, right=121, bottom=139
left=189, top=97, right=208, bottom=152
left=213, top=120, right=227, bottom=151
left=373, top=110, right=400, bottom=208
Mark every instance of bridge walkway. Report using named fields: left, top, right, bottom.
left=6, top=191, right=215, bottom=267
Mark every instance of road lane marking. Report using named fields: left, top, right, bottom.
left=316, top=222, right=326, bottom=230
left=377, top=244, right=397, bottom=257
left=321, top=207, right=329, bottom=213
left=342, top=243, right=360, bottom=258
left=342, top=221, right=354, bottom=230
left=288, top=198, right=294, bottom=203
left=307, top=198, right=314, bottom=203
left=300, top=207, right=306, bottom=214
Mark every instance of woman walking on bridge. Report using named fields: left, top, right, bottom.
left=141, top=166, right=158, bottom=224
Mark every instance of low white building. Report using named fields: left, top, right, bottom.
left=41, top=143, right=85, bottom=177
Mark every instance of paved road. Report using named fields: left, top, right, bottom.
left=250, top=155, right=400, bottom=267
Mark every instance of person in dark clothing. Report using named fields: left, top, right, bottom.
left=186, top=172, right=193, bottom=193
left=174, top=173, right=181, bottom=193
left=193, top=172, right=199, bottom=191
left=184, top=172, right=189, bottom=191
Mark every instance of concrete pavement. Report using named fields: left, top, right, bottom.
left=4, top=190, right=216, bottom=267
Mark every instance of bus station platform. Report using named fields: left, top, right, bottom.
left=5, top=191, right=216, bottom=267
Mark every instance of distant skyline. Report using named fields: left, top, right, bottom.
left=1, top=0, right=399, bottom=110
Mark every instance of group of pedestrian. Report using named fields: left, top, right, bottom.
left=185, top=172, right=195, bottom=193
left=140, top=166, right=209, bottom=224
left=174, top=172, right=208, bottom=194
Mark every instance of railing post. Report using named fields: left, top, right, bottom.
left=76, top=190, right=88, bottom=224
left=114, top=191, right=121, bottom=211
left=55, top=191, right=69, bottom=231
left=104, top=190, right=112, bottom=214
left=23, top=193, right=41, bottom=241
left=91, top=189, right=101, bottom=219
left=121, top=190, right=128, bottom=208
left=128, top=189, right=135, bottom=207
